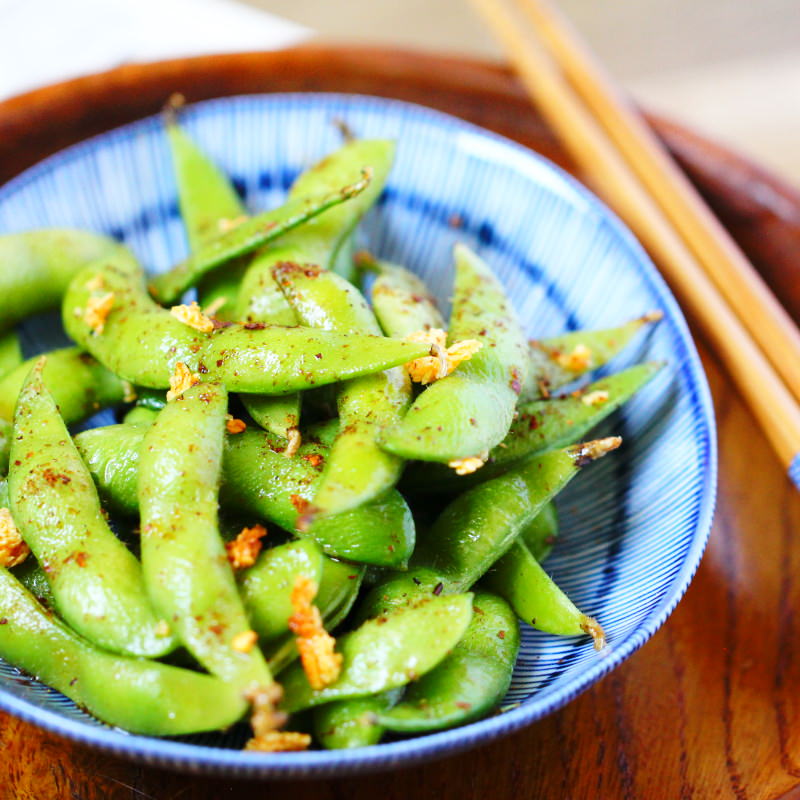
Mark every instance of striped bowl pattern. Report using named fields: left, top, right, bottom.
left=0, top=94, right=716, bottom=777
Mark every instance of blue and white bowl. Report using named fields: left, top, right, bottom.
left=0, top=93, right=716, bottom=777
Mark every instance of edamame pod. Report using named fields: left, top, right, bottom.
left=0, top=345, right=125, bottom=471
left=521, top=501, right=559, bottom=562
left=378, top=244, right=528, bottom=462
left=280, top=593, right=474, bottom=712
left=149, top=170, right=372, bottom=303
left=402, top=362, right=661, bottom=492
left=138, top=383, right=272, bottom=690
left=378, top=592, right=519, bottom=733
left=167, top=118, right=247, bottom=253
left=367, top=258, right=445, bottom=337
left=74, top=424, right=416, bottom=567
left=314, top=689, right=403, bottom=749
left=0, top=567, right=247, bottom=735
left=63, top=254, right=430, bottom=392
left=8, top=363, right=174, bottom=657
left=522, top=311, right=663, bottom=401
left=0, top=331, right=22, bottom=379
left=482, top=540, right=600, bottom=639
left=167, top=117, right=249, bottom=320
left=276, top=262, right=410, bottom=516
left=239, top=540, right=323, bottom=641
left=0, top=347, right=125, bottom=426
left=0, top=229, right=129, bottom=332
left=122, top=405, right=159, bottom=425
left=359, top=437, right=620, bottom=621
left=412, top=440, right=619, bottom=591
left=264, top=557, right=365, bottom=675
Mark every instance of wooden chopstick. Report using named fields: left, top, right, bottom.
left=469, top=0, right=800, bottom=485
left=518, top=0, right=800, bottom=404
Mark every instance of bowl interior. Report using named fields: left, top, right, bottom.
left=0, top=93, right=715, bottom=777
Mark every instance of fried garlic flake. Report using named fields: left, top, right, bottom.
left=246, top=683, right=287, bottom=736
left=404, top=328, right=483, bottom=385
left=554, top=343, right=592, bottom=372
left=447, top=452, right=488, bottom=476
left=218, top=215, right=248, bottom=234
left=226, top=416, right=247, bottom=434
left=231, top=629, right=258, bottom=653
left=84, top=274, right=105, bottom=291
left=226, top=525, right=267, bottom=570
left=289, top=575, right=342, bottom=690
left=245, top=731, right=311, bottom=752
left=581, top=389, right=609, bottom=407
left=83, top=292, right=115, bottom=334
left=283, top=427, right=302, bottom=458
left=170, top=301, right=215, bottom=333
left=166, top=362, right=200, bottom=402
left=0, top=508, right=29, bottom=567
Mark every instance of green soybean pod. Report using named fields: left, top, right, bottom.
left=378, top=592, right=519, bottom=733
left=280, top=593, right=474, bottom=713
left=150, top=170, right=372, bottom=304
left=0, top=331, right=23, bottom=379
left=275, top=262, right=411, bottom=516
left=167, top=117, right=248, bottom=321
left=264, top=557, right=366, bottom=675
left=122, top=406, right=159, bottom=425
left=521, top=501, right=559, bottom=562
left=358, top=437, right=621, bottom=622
left=0, top=229, right=130, bottom=332
left=10, top=556, right=55, bottom=607
left=167, top=117, right=246, bottom=252
left=236, top=139, right=396, bottom=329
left=74, top=424, right=416, bottom=568
left=62, top=255, right=430, bottom=392
left=239, top=539, right=324, bottom=641
left=314, top=689, right=403, bottom=749
left=138, top=382, right=272, bottom=690
left=0, top=567, right=247, bottom=735
left=482, top=540, right=603, bottom=643
left=0, top=347, right=126, bottom=426
left=0, top=420, right=11, bottom=476
left=522, top=311, right=663, bottom=401
left=367, top=257, right=445, bottom=337
left=8, top=362, right=174, bottom=657
left=402, top=362, right=662, bottom=492
left=378, top=244, right=528, bottom=462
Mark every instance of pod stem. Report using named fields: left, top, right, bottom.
left=567, top=436, right=622, bottom=467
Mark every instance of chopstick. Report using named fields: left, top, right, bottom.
left=518, top=0, right=800, bottom=403
left=469, top=0, right=800, bottom=486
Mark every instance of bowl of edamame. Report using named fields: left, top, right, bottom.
left=0, top=93, right=716, bottom=777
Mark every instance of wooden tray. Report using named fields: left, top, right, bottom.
left=2, top=45, right=800, bottom=799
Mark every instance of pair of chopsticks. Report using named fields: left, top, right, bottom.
left=470, top=0, right=800, bottom=488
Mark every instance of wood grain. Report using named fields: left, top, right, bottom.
left=1, top=45, right=799, bottom=800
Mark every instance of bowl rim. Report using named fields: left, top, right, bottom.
left=0, top=90, right=717, bottom=778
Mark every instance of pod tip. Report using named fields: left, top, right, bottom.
left=569, top=436, right=622, bottom=466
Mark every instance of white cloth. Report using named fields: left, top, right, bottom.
left=0, top=0, right=311, bottom=101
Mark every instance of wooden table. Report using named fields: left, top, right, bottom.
left=2, top=46, right=800, bottom=800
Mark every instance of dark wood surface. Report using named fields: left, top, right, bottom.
left=1, top=45, right=799, bottom=800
